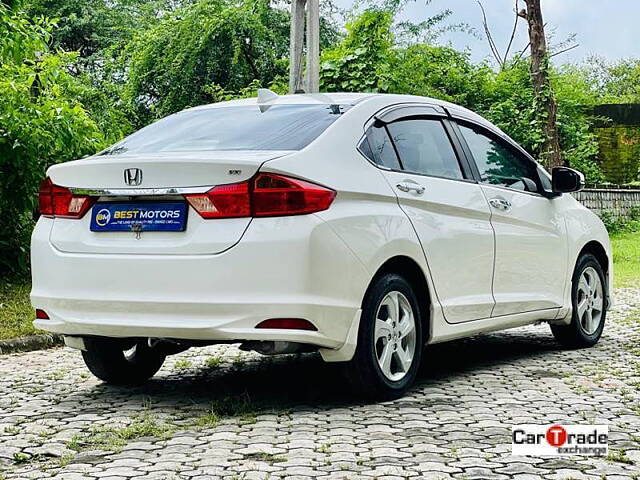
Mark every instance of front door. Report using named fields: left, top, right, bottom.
left=456, top=122, right=568, bottom=317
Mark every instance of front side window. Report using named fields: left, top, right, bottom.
left=100, top=104, right=349, bottom=155
left=386, top=119, right=464, bottom=180
left=458, top=124, right=540, bottom=192
left=360, top=125, right=401, bottom=170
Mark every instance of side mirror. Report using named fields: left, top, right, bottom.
left=552, top=167, right=585, bottom=194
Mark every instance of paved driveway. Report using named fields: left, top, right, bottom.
left=1, top=289, right=639, bottom=480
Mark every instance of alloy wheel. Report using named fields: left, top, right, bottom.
left=374, top=291, right=417, bottom=382
left=576, top=266, right=604, bottom=335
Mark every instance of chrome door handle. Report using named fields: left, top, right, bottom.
left=396, top=182, right=425, bottom=195
left=489, top=198, right=512, bottom=211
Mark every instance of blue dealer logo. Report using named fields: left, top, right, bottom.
left=95, top=209, right=111, bottom=227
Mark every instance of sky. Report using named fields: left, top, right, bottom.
left=333, top=0, right=640, bottom=66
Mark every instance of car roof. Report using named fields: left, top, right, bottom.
left=187, top=92, right=504, bottom=140
left=189, top=92, right=376, bottom=109
left=190, top=91, right=466, bottom=108
left=190, top=92, right=489, bottom=122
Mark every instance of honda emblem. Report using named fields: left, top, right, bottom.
left=124, top=168, right=143, bottom=186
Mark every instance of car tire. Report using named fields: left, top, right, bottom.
left=551, top=253, right=607, bottom=348
left=81, top=338, right=166, bottom=385
left=344, top=273, right=423, bottom=399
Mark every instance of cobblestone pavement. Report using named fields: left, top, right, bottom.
left=1, top=289, right=639, bottom=480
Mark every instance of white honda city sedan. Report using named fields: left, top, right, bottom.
left=31, top=92, right=612, bottom=398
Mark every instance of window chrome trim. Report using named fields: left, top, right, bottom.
left=477, top=182, right=546, bottom=198
left=69, top=186, right=211, bottom=196
left=375, top=104, right=447, bottom=124
left=364, top=102, right=447, bottom=130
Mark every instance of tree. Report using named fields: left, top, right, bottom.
left=320, top=9, right=395, bottom=92
left=120, top=0, right=338, bottom=126
left=518, top=0, right=563, bottom=168
left=21, top=0, right=185, bottom=65
left=0, top=3, right=126, bottom=274
left=320, top=2, right=467, bottom=94
left=583, top=57, right=640, bottom=103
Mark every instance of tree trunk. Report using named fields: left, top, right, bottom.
left=521, top=0, right=563, bottom=169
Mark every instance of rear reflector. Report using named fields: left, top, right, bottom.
left=35, top=309, right=49, bottom=320
left=255, top=318, right=318, bottom=331
left=186, top=173, right=335, bottom=219
left=39, top=177, right=94, bottom=219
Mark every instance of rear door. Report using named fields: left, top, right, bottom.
left=361, top=106, right=495, bottom=322
left=454, top=121, right=567, bottom=316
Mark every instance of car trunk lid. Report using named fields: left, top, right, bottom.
left=48, top=150, right=292, bottom=255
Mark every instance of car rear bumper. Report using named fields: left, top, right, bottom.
left=31, top=215, right=370, bottom=351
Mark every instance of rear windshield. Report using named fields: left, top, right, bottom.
left=100, top=104, right=349, bottom=155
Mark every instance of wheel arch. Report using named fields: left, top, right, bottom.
left=577, top=239, right=611, bottom=304
left=578, top=240, right=609, bottom=277
left=365, top=255, right=432, bottom=342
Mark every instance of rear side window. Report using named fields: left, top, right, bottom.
left=359, top=125, right=401, bottom=170
left=100, top=104, right=349, bottom=155
left=386, top=119, right=464, bottom=180
left=458, top=124, right=540, bottom=192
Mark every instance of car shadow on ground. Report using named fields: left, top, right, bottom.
left=69, top=327, right=567, bottom=418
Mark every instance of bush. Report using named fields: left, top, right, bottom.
left=598, top=210, right=640, bottom=234
left=0, top=4, right=126, bottom=275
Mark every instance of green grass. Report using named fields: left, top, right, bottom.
left=67, top=411, right=174, bottom=453
left=0, top=280, right=37, bottom=340
left=173, top=358, right=193, bottom=371
left=194, top=407, right=220, bottom=428
left=204, top=355, right=223, bottom=368
left=243, top=452, right=287, bottom=463
left=611, top=232, right=640, bottom=288
left=606, top=448, right=634, bottom=464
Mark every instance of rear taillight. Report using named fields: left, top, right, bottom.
left=252, top=173, right=336, bottom=217
left=186, top=173, right=335, bottom=219
left=39, top=177, right=94, bottom=219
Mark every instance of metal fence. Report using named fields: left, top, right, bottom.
left=573, top=188, right=640, bottom=220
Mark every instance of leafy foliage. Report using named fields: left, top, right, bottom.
left=391, top=44, right=492, bottom=108
left=0, top=3, right=126, bottom=273
left=320, top=9, right=395, bottom=92
left=599, top=207, right=640, bottom=235
left=21, top=0, right=184, bottom=65
left=121, top=0, right=336, bottom=127
left=583, top=57, right=640, bottom=104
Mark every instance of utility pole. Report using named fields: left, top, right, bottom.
left=288, top=0, right=320, bottom=93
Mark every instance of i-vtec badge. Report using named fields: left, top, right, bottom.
left=512, top=424, right=608, bottom=456
left=124, top=168, right=143, bottom=186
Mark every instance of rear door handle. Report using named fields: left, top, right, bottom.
left=396, top=182, right=425, bottom=195
left=489, top=198, right=512, bottom=211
